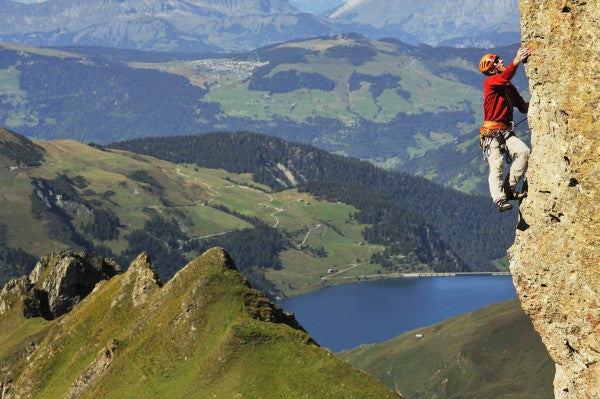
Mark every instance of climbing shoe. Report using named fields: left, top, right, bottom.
left=497, top=200, right=513, bottom=212
left=507, top=190, right=527, bottom=201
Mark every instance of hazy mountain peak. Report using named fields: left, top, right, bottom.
left=289, top=0, right=344, bottom=14
left=328, top=0, right=520, bottom=46
left=171, top=0, right=299, bottom=16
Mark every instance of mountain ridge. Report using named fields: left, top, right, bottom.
left=0, top=0, right=337, bottom=52
left=0, top=247, right=399, bottom=398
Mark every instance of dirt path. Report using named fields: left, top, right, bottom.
left=299, top=224, right=322, bottom=247
left=321, top=262, right=367, bottom=280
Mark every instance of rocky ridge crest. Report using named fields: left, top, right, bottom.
left=0, top=247, right=397, bottom=398
left=510, top=1, right=599, bottom=398
left=0, top=251, right=121, bottom=320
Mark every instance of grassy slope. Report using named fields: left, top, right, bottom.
left=339, top=300, right=554, bottom=399
left=0, top=132, right=387, bottom=295
left=0, top=249, right=398, bottom=399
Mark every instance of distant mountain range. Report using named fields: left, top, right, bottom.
left=0, top=0, right=336, bottom=52
left=326, top=0, right=521, bottom=47
left=0, top=0, right=521, bottom=50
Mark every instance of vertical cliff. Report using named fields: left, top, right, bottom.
left=510, top=1, right=599, bottom=398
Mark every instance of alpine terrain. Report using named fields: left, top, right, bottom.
left=325, top=0, right=521, bottom=47
left=0, top=248, right=399, bottom=398
left=0, top=37, right=529, bottom=194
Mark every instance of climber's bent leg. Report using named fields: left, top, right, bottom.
left=487, top=139, right=506, bottom=205
left=506, top=135, right=530, bottom=191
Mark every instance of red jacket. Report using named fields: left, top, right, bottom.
left=482, top=62, right=527, bottom=125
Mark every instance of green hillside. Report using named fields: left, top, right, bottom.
left=0, top=248, right=398, bottom=398
left=111, top=131, right=517, bottom=273
left=1, top=127, right=466, bottom=298
left=0, top=37, right=528, bottom=173
left=339, top=300, right=554, bottom=399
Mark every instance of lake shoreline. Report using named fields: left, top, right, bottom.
left=280, top=275, right=517, bottom=351
left=321, top=271, right=511, bottom=281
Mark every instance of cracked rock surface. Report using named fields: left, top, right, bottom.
left=510, top=1, right=599, bottom=398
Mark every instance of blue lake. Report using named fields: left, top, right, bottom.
left=279, top=275, right=517, bottom=352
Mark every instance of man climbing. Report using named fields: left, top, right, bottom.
left=479, top=47, right=531, bottom=212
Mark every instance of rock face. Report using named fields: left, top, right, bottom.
left=114, top=252, right=162, bottom=307
left=510, top=1, right=600, bottom=398
left=0, top=251, right=121, bottom=319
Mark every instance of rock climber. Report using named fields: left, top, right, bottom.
left=479, top=47, right=531, bottom=212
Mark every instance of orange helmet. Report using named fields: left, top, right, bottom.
left=479, top=53, right=498, bottom=75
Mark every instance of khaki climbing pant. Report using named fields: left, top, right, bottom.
left=487, top=134, right=530, bottom=204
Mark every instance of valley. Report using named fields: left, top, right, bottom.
left=1, top=127, right=518, bottom=299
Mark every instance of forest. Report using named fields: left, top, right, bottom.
left=300, top=181, right=466, bottom=272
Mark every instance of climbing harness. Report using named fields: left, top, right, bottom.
left=480, top=121, right=510, bottom=163
left=480, top=117, right=527, bottom=163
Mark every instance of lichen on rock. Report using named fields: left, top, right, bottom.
left=510, top=1, right=600, bottom=398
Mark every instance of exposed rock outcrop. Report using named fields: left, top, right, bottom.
left=113, top=252, right=162, bottom=307
left=66, top=339, right=119, bottom=399
left=510, top=1, right=599, bottom=398
left=0, top=251, right=121, bottom=319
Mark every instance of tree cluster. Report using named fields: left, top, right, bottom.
left=248, top=69, right=335, bottom=94
left=0, top=224, right=37, bottom=287
left=0, top=128, right=45, bottom=166
left=349, top=72, right=402, bottom=98
left=326, top=44, right=377, bottom=66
